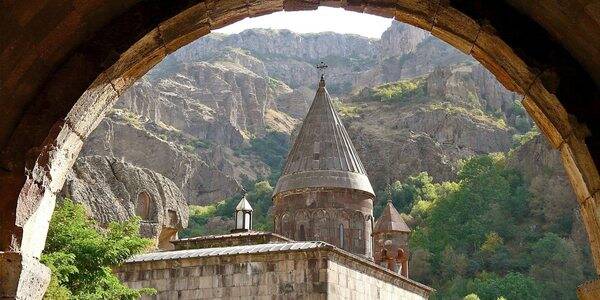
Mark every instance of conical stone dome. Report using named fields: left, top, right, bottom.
left=273, top=77, right=374, bottom=197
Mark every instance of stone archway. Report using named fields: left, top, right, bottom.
left=1, top=1, right=599, bottom=298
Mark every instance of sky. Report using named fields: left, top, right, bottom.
left=214, top=7, right=393, bottom=39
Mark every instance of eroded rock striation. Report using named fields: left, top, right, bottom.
left=76, top=21, right=524, bottom=205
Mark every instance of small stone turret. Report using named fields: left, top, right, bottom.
left=231, top=195, right=253, bottom=233
left=273, top=73, right=375, bottom=259
left=373, top=199, right=411, bottom=277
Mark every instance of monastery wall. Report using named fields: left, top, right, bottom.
left=117, top=250, right=328, bottom=299
left=327, top=260, right=424, bottom=299
left=115, top=246, right=430, bottom=299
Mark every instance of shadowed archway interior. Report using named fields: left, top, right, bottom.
left=1, top=1, right=599, bottom=298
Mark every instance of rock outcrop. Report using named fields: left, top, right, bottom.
left=76, top=21, right=525, bottom=205
left=344, top=62, right=517, bottom=186
left=379, top=22, right=430, bottom=59
left=61, top=156, right=189, bottom=250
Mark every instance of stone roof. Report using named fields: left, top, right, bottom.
left=126, top=241, right=328, bottom=263
left=274, top=77, right=374, bottom=197
left=172, top=231, right=293, bottom=250
left=374, top=202, right=411, bottom=234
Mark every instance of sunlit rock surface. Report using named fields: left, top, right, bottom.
left=61, top=156, right=189, bottom=249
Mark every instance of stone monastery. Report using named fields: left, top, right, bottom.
left=115, top=75, right=432, bottom=299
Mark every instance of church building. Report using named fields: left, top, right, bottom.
left=115, top=73, right=432, bottom=299
left=272, top=74, right=375, bottom=259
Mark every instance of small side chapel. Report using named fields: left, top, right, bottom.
left=115, top=67, right=432, bottom=299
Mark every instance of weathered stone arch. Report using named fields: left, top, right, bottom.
left=1, top=1, right=599, bottom=298
left=281, top=212, right=293, bottom=237
left=313, top=209, right=329, bottom=240
left=135, top=190, right=155, bottom=221
left=296, top=209, right=310, bottom=221
left=298, top=224, right=306, bottom=241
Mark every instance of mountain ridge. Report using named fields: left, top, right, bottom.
left=73, top=22, right=526, bottom=205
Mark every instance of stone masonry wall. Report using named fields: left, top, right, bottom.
left=115, top=248, right=430, bottom=299
left=327, top=258, right=424, bottom=299
left=273, top=188, right=374, bottom=258
left=116, top=251, right=329, bottom=299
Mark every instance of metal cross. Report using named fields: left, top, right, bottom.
left=316, top=61, right=328, bottom=77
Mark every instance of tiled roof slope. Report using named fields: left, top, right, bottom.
left=126, top=241, right=329, bottom=263
left=274, top=77, right=374, bottom=196
left=374, top=202, right=411, bottom=234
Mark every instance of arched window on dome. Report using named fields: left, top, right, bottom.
left=339, top=224, right=345, bottom=249
left=299, top=225, right=306, bottom=241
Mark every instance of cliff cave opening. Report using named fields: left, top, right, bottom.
left=135, top=191, right=154, bottom=221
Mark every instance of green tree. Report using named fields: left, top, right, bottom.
left=240, top=132, right=290, bottom=185
left=529, top=233, right=584, bottom=300
left=424, top=155, right=528, bottom=261
left=374, top=172, right=440, bottom=217
left=464, top=294, right=480, bottom=300
left=471, top=272, right=541, bottom=300
left=182, top=181, right=276, bottom=238
left=42, top=199, right=154, bottom=299
left=180, top=205, right=219, bottom=237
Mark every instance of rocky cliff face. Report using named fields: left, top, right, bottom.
left=344, top=63, right=516, bottom=186
left=379, top=22, right=430, bottom=59
left=61, top=156, right=189, bottom=250
left=76, top=21, right=527, bottom=205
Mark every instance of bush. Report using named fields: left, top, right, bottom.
left=372, top=78, right=426, bottom=103
left=471, top=272, right=541, bottom=300
left=42, top=199, right=154, bottom=299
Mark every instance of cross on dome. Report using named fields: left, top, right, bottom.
left=316, top=61, right=328, bottom=79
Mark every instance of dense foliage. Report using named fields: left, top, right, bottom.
left=407, top=155, right=592, bottom=299
left=42, top=199, right=154, bottom=299
left=182, top=152, right=593, bottom=299
left=181, top=181, right=275, bottom=238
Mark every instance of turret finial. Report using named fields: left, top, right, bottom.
left=316, top=61, right=328, bottom=83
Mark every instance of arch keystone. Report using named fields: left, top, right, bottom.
left=206, top=0, right=250, bottom=29
left=159, top=3, right=211, bottom=53
left=249, top=0, right=284, bottom=18
left=394, top=0, right=440, bottom=31
left=106, top=28, right=168, bottom=94
left=283, top=0, right=319, bottom=12
left=431, top=6, right=480, bottom=54
left=471, top=28, right=538, bottom=93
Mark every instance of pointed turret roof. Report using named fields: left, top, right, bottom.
left=273, top=76, right=374, bottom=196
left=235, top=196, right=253, bottom=211
left=374, top=202, right=411, bottom=234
